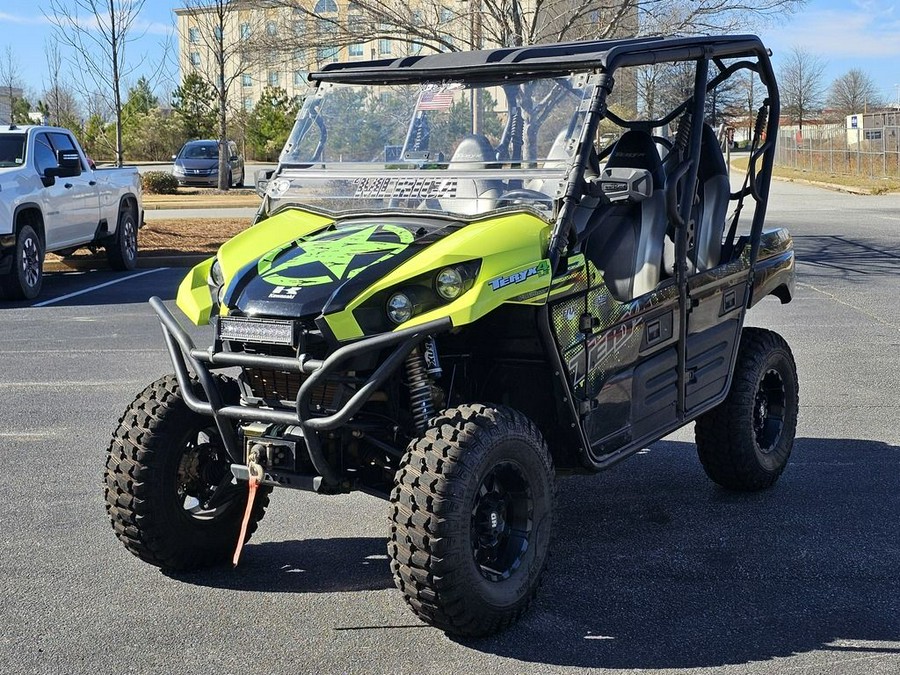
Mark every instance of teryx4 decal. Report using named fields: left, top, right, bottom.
left=488, top=261, right=550, bottom=291
left=258, top=223, right=414, bottom=295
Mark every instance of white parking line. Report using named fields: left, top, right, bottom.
left=33, top=268, right=170, bottom=307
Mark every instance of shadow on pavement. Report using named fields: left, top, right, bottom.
left=794, top=235, right=900, bottom=280
left=0, top=268, right=180, bottom=309
left=455, top=437, right=900, bottom=669
left=164, top=437, right=899, bottom=668
left=167, top=537, right=394, bottom=594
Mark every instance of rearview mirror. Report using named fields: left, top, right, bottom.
left=587, top=167, right=653, bottom=203
left=45, top=149, right=82, bottom=180
left=255, top=168, right=275, bottom=198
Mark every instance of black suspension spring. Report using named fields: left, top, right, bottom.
left=405, top=346, right=435, bottom=433
left=674, top=111, right=692, bottom=159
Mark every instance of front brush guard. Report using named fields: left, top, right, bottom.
left=148, top=296, right=450, bottom=487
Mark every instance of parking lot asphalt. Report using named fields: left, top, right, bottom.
left=1, top=180, right=898, bottom=675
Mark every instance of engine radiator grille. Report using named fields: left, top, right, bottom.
left=243, top=367, right=341, bottom=410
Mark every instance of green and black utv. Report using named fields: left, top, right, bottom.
left=105, top=35, right=798, bottom=636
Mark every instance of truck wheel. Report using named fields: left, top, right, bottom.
left=104, top=374, right=269, bottom=570
left=695, top=328, right=799, bottom=491
left=389, top=404, right=555, bottom=636
left=1, top=224, right=43, bottom=300
left=106, top=208, right=138, bottom=271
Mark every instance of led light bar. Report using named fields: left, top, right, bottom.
left=218, top=317, right=295, bottom=346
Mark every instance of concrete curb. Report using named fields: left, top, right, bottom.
left=729, top=162, right=888, bottom=196
left=45, top=254, right=208, bottom=272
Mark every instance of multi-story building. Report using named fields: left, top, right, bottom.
left=0, top=87, right=24, bottom=125
left=174, top=0, right=637, bottom=113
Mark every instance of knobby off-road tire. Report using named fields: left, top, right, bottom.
left=695, top=327, right=799, bottom=491
left=389, top=404, right=555, bottom=636
left=1, top=224, right=43, bottom=300
left=104, top=374, right=270, bottom=570
left=106, top=207, right=138, bottom=271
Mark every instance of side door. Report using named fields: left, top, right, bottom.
left=47, top=132, right=100, bottom=244
left=33, top=132, right=79, bottom=249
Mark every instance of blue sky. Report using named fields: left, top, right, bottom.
left=0, top=0, right=898, bottom=106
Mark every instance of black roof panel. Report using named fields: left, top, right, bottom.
left=312, top=34, right=768, bottom=84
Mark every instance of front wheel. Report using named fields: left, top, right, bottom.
left=695, top=327, right=799, bottom=491
left=1, top=224, right=43, bottom=300
left=389, top=404, right=555, bottom=636
left=104, top=374, right=269, bottom=570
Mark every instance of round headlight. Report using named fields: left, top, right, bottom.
left=435, top=267, right=463, bottom=300
left=387, top=292, right=413, bottom=324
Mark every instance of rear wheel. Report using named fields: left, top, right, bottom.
left=389, top=404, right=555, bottom=636
left=106, top=208, right=138, bottom=271
left=104, top=374, right=269, bottom=570
left=695, top=328, right=799, bottom=491
left=0, top=224, right=43, bottom=300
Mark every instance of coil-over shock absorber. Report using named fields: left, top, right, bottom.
left=405, top=338, right=440, bottom=433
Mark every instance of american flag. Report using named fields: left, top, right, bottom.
left=416, top=90, right=455, bottom=111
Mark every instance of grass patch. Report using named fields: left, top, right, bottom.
left=46, top=218, right=252, bottom=260
left=730, top=156, right=900, bottom=194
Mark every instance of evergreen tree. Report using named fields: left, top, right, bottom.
left=247, top=86, right=300, bottom=161
left=171, top=72, right=217, bottom=139
left=122, top=76, right=158, bottom=122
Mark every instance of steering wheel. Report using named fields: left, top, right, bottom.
left=497, top=189, right=554, bottom=208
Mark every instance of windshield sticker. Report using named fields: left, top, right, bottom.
left=353, top=176, right=457, bottom=200
left=488, top=261, right=550, bottom=291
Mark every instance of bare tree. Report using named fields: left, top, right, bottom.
left=827, top=68, right=882, bottom=118
left=43, top=40, right=66, bottom=126
left=265, top=0, right=805, bottom=59
left=46, top=0, right=149, bottom=166
left=0, top=46, right=23, bottom=124
left=778, top=46, right=826, bottom=132
left=177, top=0, right=264, bottom=190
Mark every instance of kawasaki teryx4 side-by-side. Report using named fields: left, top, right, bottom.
left=105, top=35, right=798, bottom=636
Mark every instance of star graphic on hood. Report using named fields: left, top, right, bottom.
left=261, top=224, right=415, bottom=287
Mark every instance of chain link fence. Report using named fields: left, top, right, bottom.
left=774, top=112, right=900, bottom=179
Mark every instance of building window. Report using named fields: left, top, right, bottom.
left=239, top=23, right=251, bottom=39
left=188, top=27, right=199, bottom=43
left=294, top=48, right=306, bottom=62
left=243, top=97, right=254, bottom=112
left=378, top=25, right=392, bottom=55
left=348, top=14, right=364, bottom=56
left=266, top=21, right=277, bottom=36
left=213, top=26, right=223, bottom=41
left=294, top=70, right=308, bottom=86
left=189, top=51, right=201, bottom=67
left=317, top=46, right=339, bottom=63
left=242, top=73, right=252, bottom=87
left=268, top=70, right=280, bottom=87
left=314, top=0, right=338, bottom=12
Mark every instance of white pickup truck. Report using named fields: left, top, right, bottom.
left=0, top=125, right=143, bottom=300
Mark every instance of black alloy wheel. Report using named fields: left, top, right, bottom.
left=471, top=461, right=534, bottom=582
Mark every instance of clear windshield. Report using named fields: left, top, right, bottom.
left=0, top=135, right=26, bottom=168
left=269, top=76, right=591, bottom=221
left=180, top=142, right=219, bottom=159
